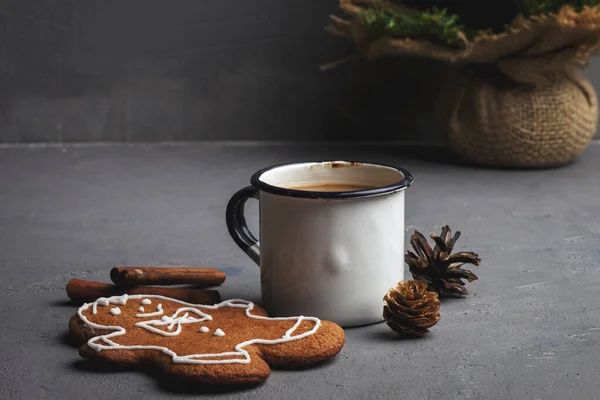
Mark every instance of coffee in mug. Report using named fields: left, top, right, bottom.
left=285, top=182, right=378, bottom=192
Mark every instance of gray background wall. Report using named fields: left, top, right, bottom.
left=1, top=0, right=599, bottom=143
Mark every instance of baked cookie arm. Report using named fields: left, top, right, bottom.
left=255, top=320, right=345, bottom=368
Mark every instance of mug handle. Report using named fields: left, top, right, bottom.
left=225, top=186, right=260, bottom=266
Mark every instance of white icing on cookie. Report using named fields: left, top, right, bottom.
left=136, top=309, right=208, bottom=337
left=169, top=313, right=188, bottom=331
left=213, top=328, right=225, bottom=337
left=138, top=306, right=145, bottom=312
left=135, top=303, right=163, bottom=318
left=199, top=326, right=209, bottom=333
left=114, top=295, right=128, bottom=306
left=109, top=308, right=121, bottom=316
left=92, top=297, right=110, bottom=315
left=78, top=295, right=321, bottom=365
left=141, top=299, right=152, bottom=305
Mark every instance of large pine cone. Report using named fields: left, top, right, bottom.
left=406, top=225, right=480, bottom=296
left=383, top=280, right=441, bottom=336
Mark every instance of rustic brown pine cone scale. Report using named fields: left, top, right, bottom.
left=383, top=280, right=441, bottom=336
left=405, top=225, right=480, bottom=296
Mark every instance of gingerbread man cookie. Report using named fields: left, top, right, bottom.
left=69, top=294, right=345, bottom=385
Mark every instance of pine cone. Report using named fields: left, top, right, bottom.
left=406, top=225, right=480, bottom=296
left=383, top=280, right=440, bottom=336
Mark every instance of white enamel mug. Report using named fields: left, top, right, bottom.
left=226, top=161, right=413, bottom=327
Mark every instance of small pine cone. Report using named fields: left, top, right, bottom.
left=383, top=280, right=441, bottom=336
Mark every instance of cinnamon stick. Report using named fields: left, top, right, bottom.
left=66, top=279, right=221, bottom=304
left=110, top=266, right=226, bottom=287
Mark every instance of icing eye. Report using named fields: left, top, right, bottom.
left=199, top=326, right=209, bottom=333
left=161, top=316, right=169, bottom=322
left=109, top=307, right=121, bottom=316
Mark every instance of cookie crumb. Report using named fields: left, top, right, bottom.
left=213, top=328, right=225, bottom=337
left=110, top=308, right=121, bottom=316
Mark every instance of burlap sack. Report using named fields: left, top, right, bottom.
left=328, top=0, right=600, bottom=167
left=436, top=62, right=598, bottom=167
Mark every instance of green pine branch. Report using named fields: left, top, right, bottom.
left=360, top=7, right=470, bottom=48
left=358, top=1, right=600, bottom=48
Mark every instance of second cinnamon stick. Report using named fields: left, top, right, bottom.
left=110, top=266, right=226, bottom=287
left=66, top=279, right=221, bottom=305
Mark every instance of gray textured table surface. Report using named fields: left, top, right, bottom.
left=1, top=143, right=599, bottom=400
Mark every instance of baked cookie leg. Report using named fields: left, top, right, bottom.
left=71, top=314, right=273, bottom=385
left=79, top=344, right=273, bottom=385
